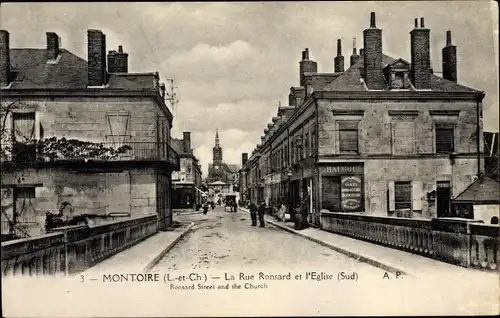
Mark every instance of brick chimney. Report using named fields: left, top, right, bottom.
left=299, top=48, right=317, bottom=87
left=0, top=30, right=9, bottom=86
left=242, top=153, right=248, bottom=166
left=359, top=48, right=364, bottom=56
left=442, top=30, right=457, bottom=83
left=363, top=12, right=384, bottom=89
left=350, top=38, right=360, bottom=66
left=46, top=32, right=60, bottom=60
left=183, top=132, right=191, bottom=153
left=334, top=39, right=344, bottom=72
left=410, top=17, right=431, bottom=89
left=87, top=29, right=107, bottom=86
left=107, top=45, right=128, bottom=73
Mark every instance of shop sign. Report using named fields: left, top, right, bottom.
left=341, top=176, right=362, bottom=210
left=322, top=165, right=363, bottom=175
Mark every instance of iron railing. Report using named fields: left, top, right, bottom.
left=1, top=141, right=180, bottom=168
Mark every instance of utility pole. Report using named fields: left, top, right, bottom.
left=165, top=78, right=178, bottom=113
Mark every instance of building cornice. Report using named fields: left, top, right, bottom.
left=1, top=88, right=174, bottom=121
left=312, top=90, right=485, bottom=101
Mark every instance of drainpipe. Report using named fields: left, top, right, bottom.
left=476, top=95, right=482, bottom=176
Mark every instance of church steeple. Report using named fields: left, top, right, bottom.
left=215, top=128, right=220, bottom=147
left=213, top=128, right=223, bottom=163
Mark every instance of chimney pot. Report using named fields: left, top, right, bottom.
left=337, top=39, right=342, bottom=56
left=352, top=37, right=357, bottom=54
left=446, top=30, right=452, bottom=46
left=118, top=45, right=123, bottom=53
left=370, top=12, right=376, bottom=28
left=414, top=18, right=418, bottom=28
left=46, top=32, right=60, bottom=60
left=0, top=30, right=10, bottom=86
left=304, top=48, right=309, bottom=60
left=420, top=17, right=425, bottom=28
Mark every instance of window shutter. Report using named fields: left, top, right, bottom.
left=388, top=181, right=395, bottom=211
left=412, top=181, right=423, bottom=211
left=35, top=111, right=41, bottom=139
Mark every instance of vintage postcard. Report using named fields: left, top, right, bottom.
left=1, top=1, right=499, bottom=317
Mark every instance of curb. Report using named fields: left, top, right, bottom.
left=143, top=222, right=195, bottom=273
left=238, top=208, right=410, bottom=276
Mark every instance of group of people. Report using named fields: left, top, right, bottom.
left=248, top=201, right=266, bottom=227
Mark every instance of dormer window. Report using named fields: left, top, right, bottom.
left=393, top=72, right=405, bottom=89
left=384, top=58, right=411, bottom=90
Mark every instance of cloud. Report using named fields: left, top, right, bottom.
left=167, top=41, right=255, bottom=65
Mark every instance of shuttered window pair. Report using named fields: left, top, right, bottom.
left=436, top=123, right=454, bottom=153
left=388, top=180, right=423, bottom=212
left=339, top=121, right=359, bottom=153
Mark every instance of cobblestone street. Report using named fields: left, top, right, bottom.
left=154, top=207, right=385, bottom=274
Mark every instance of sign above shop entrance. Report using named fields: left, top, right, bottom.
left=321, top=164, right=363, bottom=175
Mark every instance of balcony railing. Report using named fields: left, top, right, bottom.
left=1, top=141, right=180, bottom=169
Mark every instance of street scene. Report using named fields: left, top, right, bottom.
left=154, top=207, right=385, bottom=274
left=0, top=1, right=499, bottom=317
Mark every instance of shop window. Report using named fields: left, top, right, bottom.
left=339, top=121, right=359, bottom=153
left=394, top=181, right=412, bottom=210
left=321, top=174, right=363, bottom=212
left=436, top=124, right=455, bottom=153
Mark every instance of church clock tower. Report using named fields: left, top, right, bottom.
left=213, top=128, right=223, bottom=166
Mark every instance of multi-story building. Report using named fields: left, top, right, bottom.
left=171, top=132, right=203, bottom=209
left=244, top=13, right=484, bottom=227
left=0, top=29, right=179, bottom=238
left=238, top=153, right=249, bottom=205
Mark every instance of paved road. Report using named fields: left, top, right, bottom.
left=155, top=207, right=384, bottom=274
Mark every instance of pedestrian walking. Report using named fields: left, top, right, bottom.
left=249, top=201, right=258, bottom=226
left=258, top=201, right=266, bottom=228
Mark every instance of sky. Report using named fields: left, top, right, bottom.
left=1, top=1, right=498, bottom=176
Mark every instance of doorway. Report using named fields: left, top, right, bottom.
left=436, top=181, right=451, bottom=217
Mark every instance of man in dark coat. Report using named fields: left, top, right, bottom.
left=258, top=201, right=266, bottom=228
left=249, top=201, right=258, bottom=226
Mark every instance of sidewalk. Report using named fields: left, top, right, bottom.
left=82, top=222, right=194, bottom=275
left=238, top=207, right=497, bottom=279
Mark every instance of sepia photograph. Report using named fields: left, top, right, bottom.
left=1, top=1, right=499, bottom=316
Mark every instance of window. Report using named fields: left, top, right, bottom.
left=284, top=145, right=288, bottom=166
left=339, top=121, right=359, bottom=153
left=392, top=72, right=404, bottom=89
left=291, top=140, right=295, bottom=164
left=12, top=112, right=36, bottom=163
left=311, top=126, right=316, bottom=155
left=13, top=187, right=36, bottom=222
left=304, top=132, right=309, bottom=158
left=436, top=124, right=454, bottom=153
left=394, top=181, right=411, bottom=210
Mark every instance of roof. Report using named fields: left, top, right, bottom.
left=322, top=54, right=481, bottom=93
left=453, top=177, right=500, bottom=204
left=7, top=48, right=157, bottom=90
left=170, top=138, right=184, bottom=154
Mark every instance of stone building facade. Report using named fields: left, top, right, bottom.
left=244, top=13, right=484, bottom=227
left=171, top=132, right=203, bottom=209
left=0, top=29, right=179, bottom=238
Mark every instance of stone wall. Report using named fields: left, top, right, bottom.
left=318, top=99, right=482, bottom=156
left=1, top=167, right=160, bottom=236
